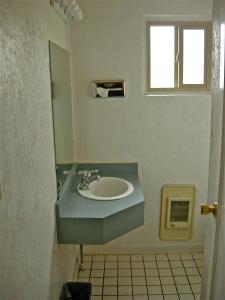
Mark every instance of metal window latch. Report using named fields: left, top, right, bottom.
left=200, top=203, right=218, bottom=216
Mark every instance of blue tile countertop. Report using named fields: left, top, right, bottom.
left=56, top=163, right=145, bottom=244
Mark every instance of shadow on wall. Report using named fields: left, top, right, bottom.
left=48, top=230, right=78, bottom=299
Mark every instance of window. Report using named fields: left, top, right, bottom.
left=146, top=22, right=212, bottom=93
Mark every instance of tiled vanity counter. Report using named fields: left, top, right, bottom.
left=56, top=163, right=144, bottom=244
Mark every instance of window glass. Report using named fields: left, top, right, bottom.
left=183, top=29, right=205, bottom=84
left=150, top=26, right=175, bottom=88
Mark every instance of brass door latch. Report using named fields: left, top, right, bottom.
left=201, top=203, right=218, bottom=216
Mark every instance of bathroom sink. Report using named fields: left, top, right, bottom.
left=77, top=177, right=134, bottom=200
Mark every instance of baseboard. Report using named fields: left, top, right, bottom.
left=83, top=243, right=204, bottom=254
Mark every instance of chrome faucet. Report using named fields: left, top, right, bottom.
left=77, top=169, right=100, bottom=190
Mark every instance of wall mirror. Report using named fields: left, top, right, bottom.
left=49, top=41, right=74, bottom=193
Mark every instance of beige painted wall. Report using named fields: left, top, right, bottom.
left=0, top=1, right=77, bottom=299
left=71, top=0, right=213, bottom=251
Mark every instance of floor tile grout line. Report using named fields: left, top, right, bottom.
left=142, top=254, right=149, bottom=300
left=102, top=256, right=106, bottom=300
left=168, top=253, right=181, bottom=300
left=155, top=255, right=164, bottom=300
left=130, top=254, right=134, bottom=299
left=191, top=252, right=202, bottom=278
left=180, top=254, right=196, bottom=298
left=193, top=259, right=202, bottom=278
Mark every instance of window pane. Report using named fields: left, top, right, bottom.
left=150, top=26, right=175, bottom=88
left=183, top=29, right=205, bottom=84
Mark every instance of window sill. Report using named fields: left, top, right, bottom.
left=144, top=91, right=212, bottom=97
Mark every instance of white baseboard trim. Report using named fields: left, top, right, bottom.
left=83, top=243, right=204, bottom=254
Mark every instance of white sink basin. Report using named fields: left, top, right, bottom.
left=77, top=177, right=134, bottom=200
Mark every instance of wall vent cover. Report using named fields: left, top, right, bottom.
left=160, top=184, right=195, bottom=240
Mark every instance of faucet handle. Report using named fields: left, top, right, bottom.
left=76, top=169, right=99, bottom=177
left=88, top=169, right=99, bottom=175
left=76, top=170, right=89, bottom=176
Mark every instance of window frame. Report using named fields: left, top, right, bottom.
left=146, top=21, right=212, bottom=93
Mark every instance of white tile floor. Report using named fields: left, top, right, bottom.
left=76, top=252, right=203, bottom=300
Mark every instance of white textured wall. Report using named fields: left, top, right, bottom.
left=0, top=1, right=77, bottom=299
left=71, top=0, right=213, bottom=251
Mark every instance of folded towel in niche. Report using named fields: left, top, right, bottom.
left=96, top=87, right=109, bottom=97
left=96, top=87, right=123, bottom=98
